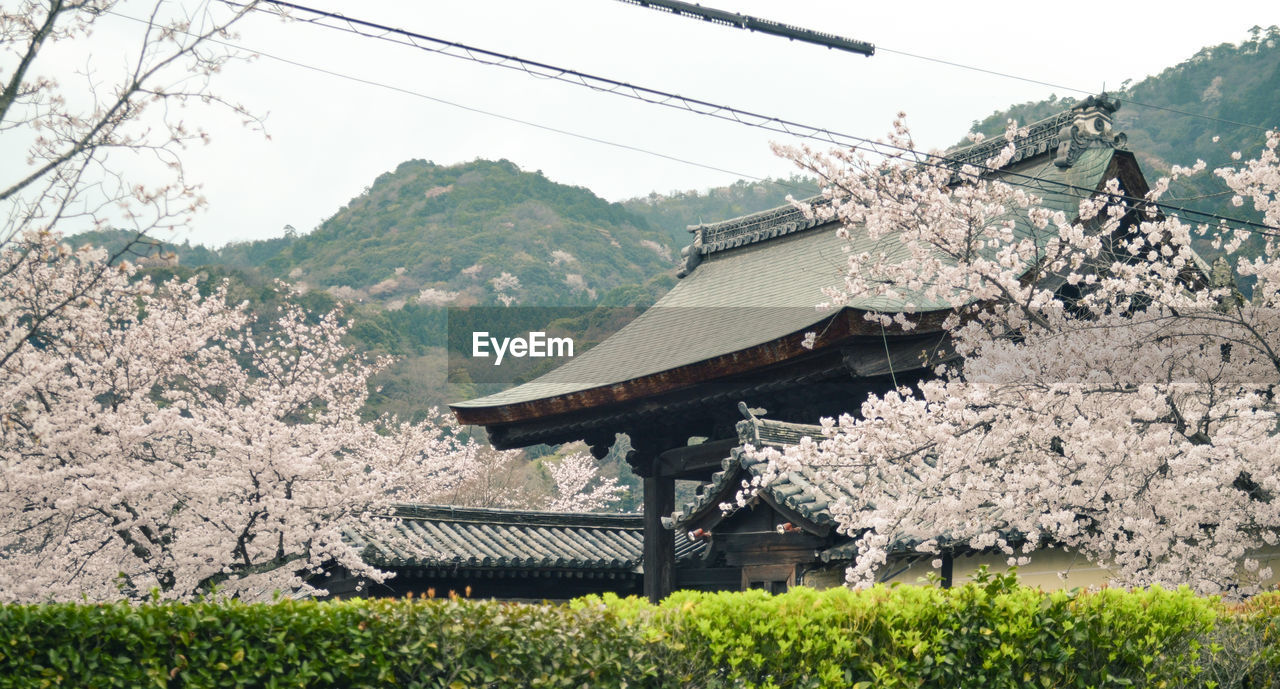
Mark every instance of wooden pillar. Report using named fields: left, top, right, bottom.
left=643, top=474, right=675, bottom=603
left=940, top=550, right=954, bottom=589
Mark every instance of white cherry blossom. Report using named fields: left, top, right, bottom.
left=756, top=124, right=1280, bottom=596
left=0, top=230, right=483, bottom=602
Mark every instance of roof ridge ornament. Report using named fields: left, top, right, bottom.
left=945, top=92, right=1127, bottom=173
left=1054, top=93, right=1127, bottom=168
left=735, top=401, right=766, bottom=444
left=672, top=96, right=1129, bottom=278
left=1211, top=255, right=1244, bottom=310
left=676, top=233, right=703, bottom=278
left=675, top=196, right=833, bottom=277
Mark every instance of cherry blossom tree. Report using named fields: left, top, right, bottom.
left=544, top=452, right=626, bottom=513
left=756, top=121, right=1280, bottom=595
left=437, top=447, right=626, bottom=513
left=436, top=447, right=539, bottom=509
left=0, top=5, right=629, bottom=603
left=0, top=0, right=489, bottom=603
left=0, top=230, right=485, bottom=602
left=491, top=271, right=521, bottom=306
left=2, top=0, right=266, bottom=249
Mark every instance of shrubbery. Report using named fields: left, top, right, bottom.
left=643, top=572, right=1237, bottom=688
left=1, top=572, right=1276, bottom=689
left=0, top=595, right=668, bottom=689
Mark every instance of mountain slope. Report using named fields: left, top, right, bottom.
left=263, top=158, right=678, bottom=307
left=964, top=25, right=1279, bottom=248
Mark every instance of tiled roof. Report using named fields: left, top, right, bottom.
left=453, top=143, right=1121, bottom=412
left=680, top=95, right=1127, bottom=264
left=348, top=504, right=703, bottom=573
left=667, top=416, right=839, bottom=532
left=668, top=413, right=1009, bottom=559
left=688, top=196, right=832, bottom=256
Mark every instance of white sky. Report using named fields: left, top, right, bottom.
left=44, top=1, right=1280, bottom=246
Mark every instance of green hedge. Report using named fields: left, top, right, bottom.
left=647, top=579, right=1224, bottom=688
left=0, top=595, right=667, bottom=689
left=1, top=572, right=1276, bottom=689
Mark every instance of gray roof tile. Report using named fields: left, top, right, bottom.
left=668, top=415, right=1015, bottom=561
left=455, top=147, right=1120, bottom=411
left=354, top=504, right=703, bottom=572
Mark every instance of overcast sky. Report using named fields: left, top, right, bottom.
left=63, top=1, right=1280, bottom=246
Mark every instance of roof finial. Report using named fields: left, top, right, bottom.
left=1054, top=93, right=1126, bottom=168
left=736, top=401, right=767, bottom=445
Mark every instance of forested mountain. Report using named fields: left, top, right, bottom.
left=965, top=25, right=1279, bottom=249
left=969, top=26, right=1278, bottom=163
left=261, top=159, right=678, bottom=307
left=67, top=160, right=704, bottom=423
left=79, top=159, right=690, bottom=308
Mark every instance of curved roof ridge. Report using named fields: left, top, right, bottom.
left=675, top=94, right=1128, bottom=277
left=389, top=503, right=641, bottom=528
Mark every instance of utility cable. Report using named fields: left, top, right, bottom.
left=236, top=0, right=1278, bottom=235
left=103, top=8, right=814, bottom=195
left=627, top=0, right=1268, bottom=136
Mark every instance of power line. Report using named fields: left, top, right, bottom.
left=612, top=0, right=1273, bottom=133
left=237, top=0, right=1278, bottom=235
left=876, top=45, right=1274, bottom=133
left=103, top=9, right=813, bottom=196
left=613, top=0, right=874, bottom=56
left=242, top=54, right=780, bottom=183
left=616, top=0, right=1268, bottom=133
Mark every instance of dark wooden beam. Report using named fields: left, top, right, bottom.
left=478, top=331, right=954, bottom=451
left=643, top=473, right=675, bottom=603
left=841, top=334, right=953, bottom=378
left=654, top=438, right=738, bottom=479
